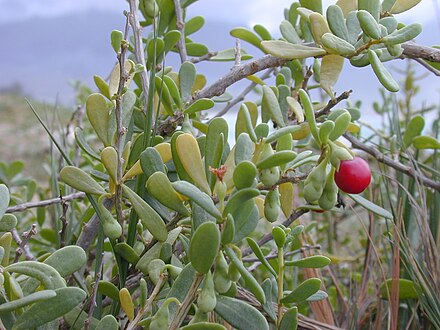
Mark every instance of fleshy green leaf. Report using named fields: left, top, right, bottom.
left=60, top=166, right=106, bottom=195
left=380, top=278, right=419, bottom=300
left=215, top=295, right=269, bottom=330
left=189, top=222, right=220, bottom=274
left=348, top=193, right=393, bottom=219
left=281, top=278, right=322, bottom=304
left=13, top=287, right=86, bottom=330
left=285, top=255, right=331, bottom=268
left=261, top=40, right=327, bottom=59
left=412, top=136, right=440, bottom=149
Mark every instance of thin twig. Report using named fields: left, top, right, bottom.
left=213, top=69, right=274, bottom=119
left=77, top=198, right=114, bottom=252
left=234, top=38, right=241, bottom=67
left=6, top=192, right=85, bottom=213
left=189, top=51, right=218, bottom=64
left=242, top=209, right=308, bottom=257
left=169, top=274, right=204, bottom=330
left=192, top=55, right=289, bottom=102
left=344, top=132, right=440, bottom=191
left=59, top=196, right=69, bottom=248
left=244, top=244, right=322, bottom=263
left=85, top=252, right=105, bottom=330
left=113, top=14, right=131, bottom=227
left=258, top=172, right=309, bottom=191
left=314, top=90, right=353, bottom=118
left=12, top=226, right=36, bottom=262
left=127, top=274, right=168, bottom=330
left=246, top=245, right=321, bottom=272
left=409, top=57, right=440, bottom=76
left=128, top=0, right=150, bottom=114
left=173, top=0, right=187, bottom=63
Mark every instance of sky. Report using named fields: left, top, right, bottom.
left=1, top=0, right=438, bottom=29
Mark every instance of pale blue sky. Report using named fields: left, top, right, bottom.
left=1, top=0, right=438, bottom=29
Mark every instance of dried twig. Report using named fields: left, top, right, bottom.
left=189, top=51, right=218, bottom=64
left=113, top=14, right=131, bottom=227
left=169, top=274, right=204, bottom=330
left=59, top=196, right=69, bottom=248
left=314, top=90, right=353, bottom=118
left=77, top=198, right=113, bottom=252
left=128, top=0, right=150, bottom=113
left=213, top=69, right=274, bottom=119
left=344, top=132, right=440, bottom=191
left=173, top=0, right=187, bottom=63
left=127, top=274, right=168, bottom=330
left=409, top=57, right=440, bottom=76
left=12, top=225, right=37, bottom=262
left=6, top=192, right=85, bottom=213
left=401, top=42, right=440, bottom=63
left=85, top=252, right=105, bottom=330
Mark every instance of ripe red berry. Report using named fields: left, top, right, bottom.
left=334, top=157, right=371, bottom=194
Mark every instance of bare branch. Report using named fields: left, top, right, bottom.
left=314, top=90, right=353, bottom=118
left=127, top=274, right=168, bottom=330
left=12, top=225, right=37, bottom=262
left=192, top=55, right=289, bottom=102
left=128, top=0, right=150, bottom=113
left=401, top=42, right=440, bottom=63
left=77, top=198, right=113, bottom=252
left=6, top=192, right=85, bottom=213
left=173, top=0, right=187, bottom=63
left=212, top=69, right=274, bottom=119
left=409, top=57, right=440, bottom=76
left=59, top=196, right=69, bottom=248
left=234, top=38, right=242, bottom=67
left=114, top=14, right=131, bottom=227
left=85, top=252, right=105, bottom=330
left=189, top=51, right=218, bottom=64
left=344, top=132, right=440, bottom=192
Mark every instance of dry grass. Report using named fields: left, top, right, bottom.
left=0, top=93, right=72, bottom=181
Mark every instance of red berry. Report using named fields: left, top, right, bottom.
left=334, top=157, right=371, bottom=194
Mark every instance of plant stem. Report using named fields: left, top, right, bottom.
left=128, top=0, right=150, bottom=112
left=173, top=0, right=187, bottom=63
left=169, top=274, right=204, bottom=330
left=114, top=14, right=131, bottom=228
left=126, top=274, right=168, bottom=330
left=277, top=246, right=284, bottom=328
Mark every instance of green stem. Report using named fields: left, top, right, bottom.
left=277, top=246, right=284, bottom=328
left=169, top=274, right=204, bottom=330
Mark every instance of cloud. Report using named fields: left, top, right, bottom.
left=0, top=0, right=125, bottom=23
left=1, top=0, right=437, bottom=32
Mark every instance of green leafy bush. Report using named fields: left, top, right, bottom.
left=1, top=0, right=440, bottom=329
